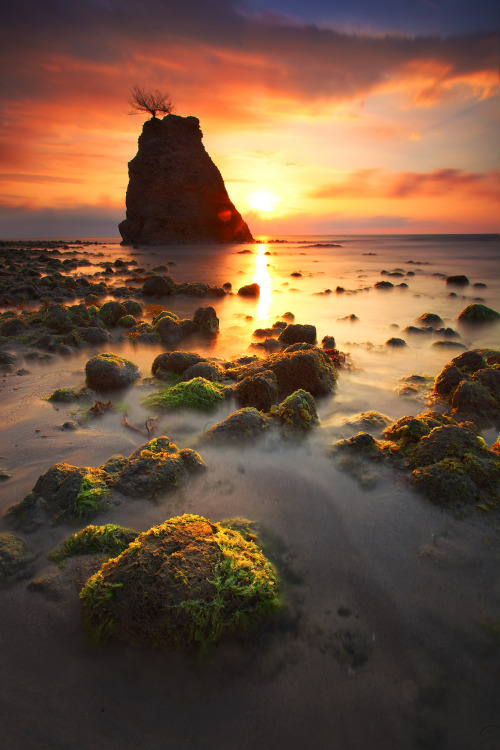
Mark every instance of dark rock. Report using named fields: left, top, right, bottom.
left=152, top=351, right=203, bottom=378
left=114, top=437, right=205, bottom=498
left=204, top=407, right=272, bottom=442
left=119, top=114, right=253, bottom=245
left=386, top=337, right=407, bottom=347
left=238, top=283, right=260, bottom=297
left=278, top=323, right=316, bottom=345
left=232, top=370, right=279, bottom=411
left=259, top=347, right=337, bottom=398
left=0, top=316, right=29, bottom=336
left=322, top=335, right=336, bottom=350
left=85, top=353, right=140, bottom=391
left=6, top=464, right=109, bottom=531
left=0, top=533, right=35, bottom=587
left=458, top=304, right=500, bottom=323
left=97, top=301, right=127, bottom=327
left=184, top=361, right=224, bottom=382
left=142, top=274, right=174, bottom=296
left=78, top=327, right=111, bottom=344
left=416, top=313, right=444, bottom=327
left=193, top=306, right=219, bottom=335
left=446, top=275, right=470, bottom=286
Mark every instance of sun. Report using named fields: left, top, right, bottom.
left=248, top=191, right=280, bottom=213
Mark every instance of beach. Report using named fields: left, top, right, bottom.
left=1, top=233, right=499, bottom=750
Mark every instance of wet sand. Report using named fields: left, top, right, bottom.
left=1, top=234, right=499, bottom=749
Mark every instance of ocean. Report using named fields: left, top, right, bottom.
left=0, top=233, right=499, bottom=749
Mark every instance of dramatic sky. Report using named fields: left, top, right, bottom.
left=0, top=0, right=498, bottom=237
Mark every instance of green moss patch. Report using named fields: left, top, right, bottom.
left=143, top=377, right=225, bottom=411
left=49, top=524, right=138, bottom=563
left=74, top=469, right=111, bottom=519
left=80, top=514, right=280, bottom=648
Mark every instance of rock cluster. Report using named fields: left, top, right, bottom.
left=119, top=115, right=253, bottom=245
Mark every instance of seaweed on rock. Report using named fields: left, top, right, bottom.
left=79, top=514, right=280, bottom=649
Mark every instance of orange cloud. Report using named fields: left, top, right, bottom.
left=310, top=169, right=500, bottom=201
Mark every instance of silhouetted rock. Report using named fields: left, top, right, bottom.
left=119, top=115, right=253, bottom=245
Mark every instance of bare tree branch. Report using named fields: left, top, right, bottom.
left=129, top=85, right=174, bottom=119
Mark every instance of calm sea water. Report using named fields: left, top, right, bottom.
left=0, top=234, right=499, bottom=749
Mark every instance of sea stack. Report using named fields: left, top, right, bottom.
left=119, top=114, right=254, bottom=245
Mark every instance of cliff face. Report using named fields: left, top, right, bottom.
left=119, top=114, right=253, bottom=245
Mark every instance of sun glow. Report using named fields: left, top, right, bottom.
left=253, top=243, right=272, bottom=319
left=248, top=191, right=280, bottom=213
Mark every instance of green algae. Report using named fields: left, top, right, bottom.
left=49, top=524, right=138, bottom=563
left=74, top=470, right=110, bottom=520
left=143, top=377, right=225, bottom=412
left=79, top=514, right=280, bottom=649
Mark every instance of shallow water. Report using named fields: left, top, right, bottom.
left=1, top=234, right=499, bottom=750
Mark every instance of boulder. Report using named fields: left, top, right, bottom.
left=119, top=115, right=253, bottom=245
left=267, top=346, right=337, bottom=398
left=0, top=533, right=35, bottom=587
left=278, top=323, right=316, bottom=345
left=238, top=283, right=260, bottom=297
left=114, top=437, right=205, bottom=498
left=152, top=351, right=203, bottom=378
left=204, top=407, right=272, bottom=442
left=458, top=304, right=500, bottom=323
left=271, top=390, right=319, bottom=432
left=79, top=514, right=279, bottom=647
left=97, top=301, right=127, bottom=327
left=233, top=370, right=279, bottom=411
left=6, top=464, right=110, bottom=531
left=193, top=306, right=219, bottom=335
left=85, top=353, right=140, bottom=390
left=142, top=274, right=174, bottom=296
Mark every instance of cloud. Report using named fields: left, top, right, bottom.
left=0, top=1, right=496, bottom=119
left=310, top=168, right=500, bottom=200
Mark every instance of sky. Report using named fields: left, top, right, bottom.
left=0, top=0, right=498, bottom=238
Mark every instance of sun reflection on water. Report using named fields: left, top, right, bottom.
left=252, top=243, right=272, bottom=320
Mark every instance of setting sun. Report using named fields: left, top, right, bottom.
left=247, top=191, right=280, bottom=213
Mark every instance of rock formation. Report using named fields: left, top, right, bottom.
left=119, top=115, right=254, bottom=245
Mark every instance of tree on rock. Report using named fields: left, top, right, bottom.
left=129, top=85, right=173, bottom=119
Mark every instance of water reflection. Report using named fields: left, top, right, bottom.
left=252, top=243, right=272, bottom=320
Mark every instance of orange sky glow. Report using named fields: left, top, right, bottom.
left=0, top=1, right=498, bottom=237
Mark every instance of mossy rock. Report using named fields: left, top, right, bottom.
left=278, top=323, right=317, bottom=345
left=49, top=524, right=139, bottom=563
left=113, top=437, right=206, bottom=498
left=233, top=370, right=279, bottom=412
left=122, top=300, right=143, bottom=316
left=97, top=301, right=127, bottom=327
left=143, top=377, right=225, bottom=412
left=204, top=407, right=272, bottom=442
left=6, top=465, right=111, bottom=532
left=458, top=304, right=500, bottom=324
left=0, top=533, right=35, bottom=588
left=184, top=361, right=225, bottom=382
left=271, top=389, right=319, bottom=432
left=343, top=411, right=393, bottom=436
left=152, top=351, right=203, bottom=379
left=416, top=313, right=444, bottom=327
left=432, top=349, right=500, bottom=428
left=142, top=275, right=174, bottom=296
left=152, top=310, right=179, bottom=327
left=79, top=514, right=279, bottom=648
left=116, top=314, right=136, bottom=328
left=85, top=352, right=140, bottom=391
left=48, top=386, right=92, bottom=403
left=267, top=346, right=337, bottom=398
